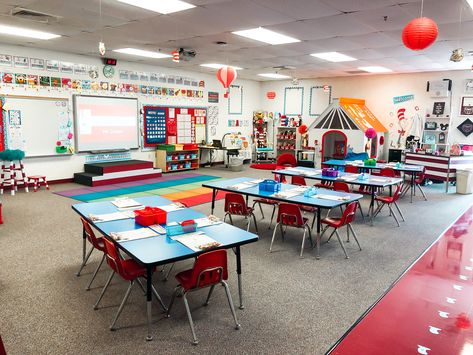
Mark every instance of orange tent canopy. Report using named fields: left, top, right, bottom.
left=339, top=97, right=388, bottom=133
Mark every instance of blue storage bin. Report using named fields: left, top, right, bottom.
left=190, top=154, right=198, bottom=159
left=166, top=222, right=197, bottom=236
left=184, top=163, right=192, bottom=169
left=259, top=179, right=281, bottom=192
left=171, top=164, right=178, bottom=171
left=179, top=154, right=186, bottom=160
left=166, top=155, right=173, bottom=161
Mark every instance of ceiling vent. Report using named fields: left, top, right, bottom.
left=345, top=70, right=366, bottom=75
left=273, top=65, right=296, bottom=70
left=177, top=48, right=197, bottom=62
left=11, top=7, right=61, bottom=23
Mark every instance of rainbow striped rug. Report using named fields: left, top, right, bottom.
left=55, top=172, right=225, bottom=206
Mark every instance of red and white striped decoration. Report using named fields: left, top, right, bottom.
left=216, top=66, right=237, bottom=98
left=172, top=50, right=180, bottom=63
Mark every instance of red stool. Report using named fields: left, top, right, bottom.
left=28, top=175, right=49, bottom=192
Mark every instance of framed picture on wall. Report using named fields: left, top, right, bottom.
left=460, top=96, right=473, bottom=116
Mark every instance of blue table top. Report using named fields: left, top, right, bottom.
left=323, top=159, right=424, bottom=172
left=272, top=167, right=403, bottom=188
left=72, top=195, right=258, bottom=266
left=202, top=177, right=363, bottom=209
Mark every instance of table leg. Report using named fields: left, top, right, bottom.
left=445, top=170, right=450, bottom=193
left=146, top=266, right=153, bottom=341
left=370, top=188, right=375, bottom=226
left=82, top=226, right=86, bottom=262
left=235, top=246, right=244, bottom=309
left=211, top=188, right=217, bottom=215
left=316, top=207, right=321, bottom=260
left=410, top=172, right=415, bottom=203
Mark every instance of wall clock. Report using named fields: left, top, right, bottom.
left=103, top=65, right=115, bottom=79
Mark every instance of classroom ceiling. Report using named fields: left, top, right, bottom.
left=0, top=0, right=472, bottom=80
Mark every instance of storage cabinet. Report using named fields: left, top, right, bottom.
left=276, top=126, right=297, bottom=157
left=156, top=147, right=199, bottom=173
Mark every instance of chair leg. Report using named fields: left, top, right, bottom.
left=258, top=202, right=264, bottom=219
left=334, top=230, right=349, bottom=259
left=252, top=213, right=259, bottom=234
left=372, top=203, right=385, bottom=218
left=110, top=281, right=134, bottom=331
left=346, top=225, right=350, bottom=243
left=269, top=222, right=279, bottom=252
left=246, top=216, right=251, bottom=232
left=348, top=224, right=362, bottom=251
left=326, top=229, right=336, bottom=243
left=228, top=214, right=234, bottom=225
left=300, top=227, right=307, bottom=258
left=151, top=285, right=167, bottom=311
left=222, top=281, right=241, bottom=330
left=393, top=202, right=405, bottom=221
left=76, top=245, right=94, bottom=277
left=320, top=224, right=329, bottom=239
left=311, top=211, right=317, bottom=229
left=182, top=293, right=199, bottom=345
left=165, top=286, right=180, bottom=318
left=204, top=285, right=216, bottom=306
left=86, top=253, right=105, bottom=291
left=94, top=270, right=115, bottom=310
left=306, top=225, right=314, bottom=248
left=357, top=201, right=365, bottom=219
left=417, top=184, right=427, bottom=201
left=163, top=263, right=175, bottom=281
left=388, top=205, right=400, bottom=227
left=136, top=277, right=146, bottom=295
left=268, top=205, right=276, bottom=229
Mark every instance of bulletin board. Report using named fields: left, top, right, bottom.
left=142, top=105, right=207, bottom=146
left=0, top=95, right=72, bottom=157
left=309, top=86, right=332, bottom=116
left=284, top=87, right=304, bottom=116
left=228, top=85, right=243, bottom=114
left=0, top=102, right=5, bottom=152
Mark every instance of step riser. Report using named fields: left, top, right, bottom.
left=74, top=172, right=162, bottom=187
left=85, top=161, right=154, bottom=174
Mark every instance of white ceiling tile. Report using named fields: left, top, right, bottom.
left=252, top=0, right=341, bottom=20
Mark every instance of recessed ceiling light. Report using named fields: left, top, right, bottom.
left=232, top=27, right=300, bottom=45
left=311, top=52, right=357, bottom=62
left=114, top=48, right=172, bottom=59
left=116, top=0, right=195, bottom=14
left=258, top=73, right=291, bottom=79
left=200, top=63, right=242, bottom=70
left=0, top=24, right=60, bottom=40
left=358, top=66, right=392, bottom=73
left=467, top=0, right=473, bottom=11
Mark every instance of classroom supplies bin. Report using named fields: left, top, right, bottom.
left=190, top=153, right=198, bottom=159
left=56, top=146, right=68, bottom=153
left=183, top=143, right=198, bottom=150
left=135, top=207, right=167, bottom=226
left=184, top=163, right=192, bottom=169
left=171, top=164, right=178, bottom=171
left=179, top=154, right=186, bottom=160
left=364, top=158, right=377, bottom=166
left=166, top=220, right=197, bottom=236
left=157, top=144, right=175, bottom=152
left=174, top=144, right=184, bottom=151
left=172, top=155, right=178, bottom=160
left=166, top=155, right=173, bottom=161
left=259, top=179, right=281, bottom=192
left=322, top=168, right=338, bottom=177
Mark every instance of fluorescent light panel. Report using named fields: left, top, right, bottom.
left=258, top=73, right=291, bottom=79
left=200, top=63, right=242, bottom=70
left=311, top=52, right=357, bottom=62
left=116, top=0, right=195, bottom=14
left=114, top=48, right=171, bottom=59
left=0, top=24, right=60, bottom=40
left=232, top=27, right=300, bottom=45
left=467, top=0, right=473, bottom=11
left=358, top=66, right=392, bottom=73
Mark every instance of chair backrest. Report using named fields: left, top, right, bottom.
left=102, top=237, right=125, bottom=276
left=391, top=184, right=403, bottom=202
left=224, top=193, right=249, bottom=215
left=0, top=335, right=6, bottom=355
left=415, top=169, right=425, bottom=183
left=333, top=181, right=350, bottom=193
left=291, top=175, right=306, bottom=186
left=380, top=168, right=396, bottom=177
left=276, top=153, right=297, bottom=167
left=81, top=217, right=103, bottom=250
left=340, top=201, right=358, bottom=225
left=277, top=203, right=304, bottom=226
left=344, top=165, right=359, bottom=173
left=190, top=249, right=228, bottom=289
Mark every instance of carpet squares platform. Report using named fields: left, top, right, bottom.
left=56, top=172, right=224, bottom=207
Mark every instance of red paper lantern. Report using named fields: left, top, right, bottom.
left=172, top=50, right=180, bottom=63
left=402, top=17, right=438, bottom=51
left=379, top=136, right=385, bottom=145
left=266, top=91, right=276, bottom=99
left=216, top=66, right=237, bottom=98
left=365, top=128, right=377, bottom=139
left=298, top=124, right=308, bottom=134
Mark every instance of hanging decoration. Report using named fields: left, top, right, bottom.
left=266, top=91, right=276, bottom=99
left=216, top=66, right=237, bottom=98
left=98, top=0, right=106, bottom=56
left=402, top=17, right=438, bottom=50
left=450, top=48, right=464, bottom=62
left=98, top=42, right=106, bottom=57
left=172, top=50, right=180, bottom=63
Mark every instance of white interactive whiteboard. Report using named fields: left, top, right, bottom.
left=2, top=95, right=72, bottom=157
left=74, top=95, right=139, bottom=152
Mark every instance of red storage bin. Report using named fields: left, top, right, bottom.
left=134, top=206, right=167, bottom=226
left=183, top=143, right=198, bottom=150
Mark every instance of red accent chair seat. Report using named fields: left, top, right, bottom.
left=224, top=193, right=258, bottom=232
left=373, top=184, right=405, bottom=227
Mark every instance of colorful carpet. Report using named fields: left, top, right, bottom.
left=55, top=172, right=225, bottom=206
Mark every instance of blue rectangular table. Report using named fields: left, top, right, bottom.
left=272, top=167, right=403, bottom=225
left=202, top=177, right=363, bottom=259
left=323, top=159, right=424, bottom=203
left=72, top=195, right=258, bottom=341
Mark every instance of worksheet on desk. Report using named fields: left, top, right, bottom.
left=172, top=232, right=221, bottom=252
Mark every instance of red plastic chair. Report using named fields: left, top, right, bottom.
left=291, top=175, right=306, bottom=186
left=333, top=182, right=364, bottom=219
left=344, top=165, right=359, bottom=173
left=93, top=238, right=166, bottom=331
left=315, top=180, right=334, bottom=189
left=373, top=184, right=405, bottom=227
left=166, top=249, right=240, bottom=345
left=379, top=168, right=399, bottom=177
left=270, top=203, right=314, bottom=257
left=0, top=335, right=6, bottom=355
left=76, top=218, right=107, bottom=291
left=320, top=201, right=361, bottom=259
left=224, top=193, right=258, bottom=232
left=275, top=153, right=297, bottom=182
left=252, top=198, right=278, bottom=229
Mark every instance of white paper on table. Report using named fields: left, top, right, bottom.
left=228, top=182, right=255, bottom=190
left=111, top=198, right=143, bottom=209
left=194, top=217, right=222, bottom=228
left=149, top=224, right=166, bottom=234
left=172, top=232, right=221, bottom=252
left=247, top=179, right=264, bottom=185
left=110, top=228, right=158, bottom=242
left=272, top=187, right=307, bottom=198
left=156, top=203, right=185, bottom=212
left=370, top=178, right=390, bottom=183
left=314, top=194, right=351, bottom=201
left=339, top=176, right=358, bottom=182
left=89, top=212, right=130, bottom=223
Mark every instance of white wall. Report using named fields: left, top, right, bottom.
left=259, top=70, right=473, bottom=152
left=0, top=44, right=260, bottom=180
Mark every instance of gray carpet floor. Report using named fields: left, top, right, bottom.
left=1, top=165, right=472, bottom=355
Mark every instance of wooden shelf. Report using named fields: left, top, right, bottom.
left=156, top=148, right=199, bottom=173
